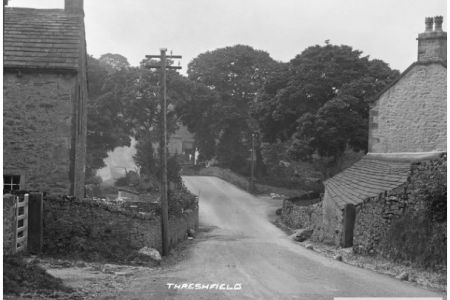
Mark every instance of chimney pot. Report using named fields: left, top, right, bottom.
left=425, top=17, right=434, bottom=32
left=434, top=16, right=443, bottom=32
left=65, top=0, right=84, bottom=16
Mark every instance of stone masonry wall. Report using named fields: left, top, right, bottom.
left=369, top=63, right=446, bottom=153
left=3, top=194, right=17, bottom=255
left=3, top=72, right=77, bottom=196
left=353, top=155, right=446, bottom=268
left=281, top=199, right=322, bottom=230
left=353, top=185, right=408, bottom=253
left=43, top=197, right=198, bottom=255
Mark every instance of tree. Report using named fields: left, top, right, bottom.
left=99, top=53, right=130, bottom=73
left=179, top=45, right=280, bottom=173
left=86, top=55, right=132, bottom=177
left=252, top=43, right=399, bottom=173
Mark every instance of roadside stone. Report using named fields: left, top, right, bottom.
left=290, top=229, right=313, bottom=242
left=305, top=244, right=314, bottom=250
left=270, top=193, right=283, bottom=200
left=275, top=208, right=282, bottom=215
left=396, top=272, right=409, bottom=281
left=138, top=247, right=162, bottom=262
left=75, top=261, right=87, bottom=268
left=187, top=228, right=196, bottom=237
left=334, top=254, right=343, bottom=261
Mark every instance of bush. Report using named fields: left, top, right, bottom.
left=168, top=185, right=198, bottom=216
left=380, top=214, right=446, bottom=269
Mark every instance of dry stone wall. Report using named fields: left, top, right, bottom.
left=353, top=155, right=446, bottom=268
left=43, top=197, right=198, bottom=256
left=281, top=199, right=322, bottom=229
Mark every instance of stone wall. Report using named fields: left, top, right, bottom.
left=369, top=63, right=446, bottom=153
left=43, top=197, right=199, bottom=256
left=353, top=185, right=408, bottom=253
left=3, top=194, right=17, bottom=255
left=3, top=72, right=76, bottom=196
left=281, top=198, right=322, bottom=229
left=353, top=155, right=446, bottom=268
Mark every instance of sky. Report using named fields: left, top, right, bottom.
left=8, top=0, right=448, bottom=74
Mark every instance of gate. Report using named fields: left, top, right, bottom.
left=15, top=193, right=29, bottom=252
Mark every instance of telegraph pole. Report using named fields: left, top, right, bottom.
left=145, top=49, right=182, bottom=256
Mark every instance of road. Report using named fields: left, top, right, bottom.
left=116, top=176, right=443, bottom=300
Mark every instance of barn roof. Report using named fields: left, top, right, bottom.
left=324, top=152, right=443, bottom=209
left=3, top=7, right=83, bottom=71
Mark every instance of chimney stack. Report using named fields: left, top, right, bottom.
left=4, top=0, right=8, bottom=6
left=65, top=0, right=84, bottom=16
left=417, top=16, right=446, bottom=63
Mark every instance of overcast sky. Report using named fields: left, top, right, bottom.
left=8, top=0, right=447, bottom=74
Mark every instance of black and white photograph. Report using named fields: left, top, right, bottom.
left=2, top=0, right=447, bottom=299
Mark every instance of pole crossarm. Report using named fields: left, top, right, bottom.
left=145, top=65, right=182, bottom=70
left=146, top=55, right=182, bottom=59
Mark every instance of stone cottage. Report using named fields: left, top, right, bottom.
left=3, top=0, right=88, bottom=199
left=322, top=16, right=446, bottom=247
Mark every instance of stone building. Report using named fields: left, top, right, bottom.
left=3, top=0, right=88, bottom=199
left=321, top=16, right=446, bottom=247
left=167, top=124, right=195, bottom=156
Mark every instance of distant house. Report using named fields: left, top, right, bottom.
left=168, top=124, right=195, bottom=156
left=322, top=16, right=446, bottom=246
left=3, top=0, right=88, bottom=199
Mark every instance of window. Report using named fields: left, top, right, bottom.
left=4, top=175, right=21, bottom=193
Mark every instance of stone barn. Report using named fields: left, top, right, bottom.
left=322, top=16, right=446, bottom=247
left=3, top=0, right=88, bottom=199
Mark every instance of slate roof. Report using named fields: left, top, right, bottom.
left=324, top=155, right=413, bottom=209
left=4, top=7, right=83, bottom=70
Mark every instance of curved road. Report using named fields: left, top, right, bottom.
left=117, top=176, right=443, bottom=300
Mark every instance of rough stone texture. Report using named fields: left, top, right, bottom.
left=417, top=29, right=447, bottom=63
left=3, top=194, right=17, bottom=255
left=3, top=72, right=76, bottom=196
left=281, top=198, right=324, bottom=242
left=353, top=185, right=408, bottom=253
left=43, top=197, right=199, bottom=255
left=353, top=155, right=446, bottom=268
left=281, top=199, right=322, bottom=229
left=369, top=63, right=447, bottom=153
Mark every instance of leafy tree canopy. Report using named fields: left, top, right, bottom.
left=179, top=45, right=281, bottom=172
left=251, top=43, right=399, bottom=167
left=87, top=54, right=195, bottom=179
